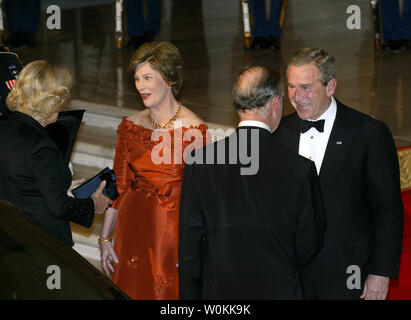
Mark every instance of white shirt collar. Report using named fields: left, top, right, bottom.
left=320, top=96, right=337, bottom=134
left=238, top=120, right=271, bottom=132
left=298, top=97, right=337, bottom=174
left=303, top=96, right=337, bottom=135
left=316, top=96, right=336, bottom=121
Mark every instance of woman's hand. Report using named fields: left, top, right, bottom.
left=100, top=240, right=119, bottom=277
left=67, top=178, right=86, bottom=197
left=91, top=181, right=111, bottom=213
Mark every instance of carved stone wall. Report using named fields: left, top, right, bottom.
left=399, top=147, right=411, bottom=191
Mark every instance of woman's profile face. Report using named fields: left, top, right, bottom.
left=134, top=61, right=171, bottom=108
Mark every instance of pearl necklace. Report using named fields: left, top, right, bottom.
left=146, top=105, right=182, bottom=130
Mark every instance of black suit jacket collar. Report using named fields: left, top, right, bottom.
left=319, top=100, right=356, bottom=179
left=279, top=99, right=356, bottom=178
left=236, top=126, right=272, bottom=139
left=10, top=111, right=48, bottom=134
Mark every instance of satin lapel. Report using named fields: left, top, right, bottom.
left=283, top=113, right=301, bottom=153
left=319, top=103, right=355, bottom=180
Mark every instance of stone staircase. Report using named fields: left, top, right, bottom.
left=67, top=99, right=234, bottom=272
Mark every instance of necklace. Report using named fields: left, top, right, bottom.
left=146, top=104, right=182, bottom=129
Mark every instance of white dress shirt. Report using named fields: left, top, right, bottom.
left=238, top=120, right=271, bottom=132
left=298, top=97, right=337, bottom=174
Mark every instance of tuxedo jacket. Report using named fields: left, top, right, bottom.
left=0, top=111, right=95, bottom=246
left=179, top=127, right=326, bottom=299
left=272, top=100, right=404, bottom=299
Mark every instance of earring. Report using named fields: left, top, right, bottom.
left=167, top=83, right=172, bottom=88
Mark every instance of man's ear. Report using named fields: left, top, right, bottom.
left=272, top=96, right=280, bottom=112
left=326, top=78, right=337, bottom=97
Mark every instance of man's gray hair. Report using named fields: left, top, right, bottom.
left=232, top=65, right=283, bottom=112
left=288, top=48, right=336, bottom=86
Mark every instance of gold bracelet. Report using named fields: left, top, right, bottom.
left=98, top=236, right=112, bottom=244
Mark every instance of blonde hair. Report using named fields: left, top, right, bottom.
left=128, top=41, right=184, bottom=96
left=6, top=60, right=73, bottom=122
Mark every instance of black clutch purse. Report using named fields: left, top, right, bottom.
left=72, top=167, right=119, bottom=201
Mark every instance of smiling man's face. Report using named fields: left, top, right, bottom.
left=287, top=63, right=335, bottom=120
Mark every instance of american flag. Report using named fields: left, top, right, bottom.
left=5, top=79, right=16, bottom=90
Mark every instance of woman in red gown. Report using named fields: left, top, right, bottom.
left=99, top=41, right=208, bottom=300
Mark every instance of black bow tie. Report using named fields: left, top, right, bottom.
left=300, top=119, right=325, bottom=133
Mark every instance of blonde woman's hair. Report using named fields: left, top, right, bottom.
left=6, top=60, right=73, bottom=122
left=128, top=41, right=184, bottom=96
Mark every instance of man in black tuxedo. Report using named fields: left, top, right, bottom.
left=273, top=48, right=404, bottom=299
left=179, top=66, right=326, bottom=299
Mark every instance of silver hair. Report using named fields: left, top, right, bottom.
left=288, top=48, right=336, bottom=86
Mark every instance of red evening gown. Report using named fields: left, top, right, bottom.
left=111, top=118, right=208, bottom=300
